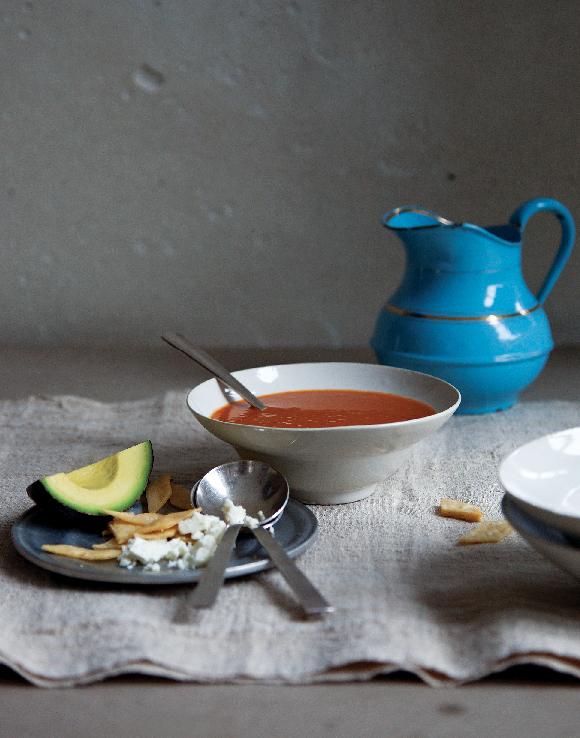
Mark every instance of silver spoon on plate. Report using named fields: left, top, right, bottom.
left=189, top=460, right=334, bottom=615
left=161, top=332, right=265, bottom=410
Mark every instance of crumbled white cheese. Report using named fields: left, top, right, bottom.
left=117, top=501, right=262, bottom=572
left=222, top=498, right=263, bottom=529
left=118, top=536, right=190, bottom=571
left=118, top=512, right=226, bottom=571
left=178, top=510, right=227, bottom=540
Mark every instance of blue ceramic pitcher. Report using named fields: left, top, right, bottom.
left=371, top=198, right=575, bottom=413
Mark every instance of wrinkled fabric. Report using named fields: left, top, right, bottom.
left=1, top=393, right=580, bottom=687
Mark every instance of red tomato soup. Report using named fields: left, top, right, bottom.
left=210, top=389, right=436, bottom=429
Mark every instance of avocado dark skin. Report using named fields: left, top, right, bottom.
left=26, top=480, right=112, bottom=532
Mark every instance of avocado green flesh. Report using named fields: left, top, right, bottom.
left=39, top=441, right=153, bottom=516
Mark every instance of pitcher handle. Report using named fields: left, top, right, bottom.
left=509, top=198, right=575, bottom=304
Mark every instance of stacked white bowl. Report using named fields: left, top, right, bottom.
left=500, top=426, right=580, bottom=579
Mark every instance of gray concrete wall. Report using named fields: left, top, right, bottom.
left=1, top=0, right=578, bottom=348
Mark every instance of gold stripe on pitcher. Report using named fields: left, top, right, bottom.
left=385, top=303, right=540, bottom=321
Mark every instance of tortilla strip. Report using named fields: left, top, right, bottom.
left=169, top=482, right=194, bottom=510
left=42, top=544, right=121, bottom=560
left=101, top=509, right=161, bottom=524
left=134, top=526, right=179, bottom=540
left=440, top=498, right=483, bottom=523
left=146, top=474, right=173, bottom=513
left=137, top=509, right=196, bottom=535
left=458, top=520, right=514, bottom=545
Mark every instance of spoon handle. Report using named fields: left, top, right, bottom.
left=189, top=524, right=242, bottom=608
left=252, top=527, right=334, bottom=615
left=161, top=332, right=266, bottom=411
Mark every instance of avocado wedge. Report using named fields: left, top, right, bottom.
left=27, top=441, right=153, bottom=517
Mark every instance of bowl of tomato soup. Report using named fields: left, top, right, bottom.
left=187, top=363, right=460, bottom=504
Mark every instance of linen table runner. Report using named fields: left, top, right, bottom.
left=1, top=393, right=580, bottom=687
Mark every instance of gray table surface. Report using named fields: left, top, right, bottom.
left=1, top=344, right=579, bottom=738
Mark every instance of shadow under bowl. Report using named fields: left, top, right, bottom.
left=502, top=494, right=580, bottom=581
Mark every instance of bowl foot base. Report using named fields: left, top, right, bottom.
left=290, top=483, right=378, bottom=505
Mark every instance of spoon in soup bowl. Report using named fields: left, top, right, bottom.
left=189, top=460, right=333, bottom=615
left=161, top=332, right=266, bottom=410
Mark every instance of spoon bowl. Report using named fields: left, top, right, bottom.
left=193, top=460, right=288, bottom=526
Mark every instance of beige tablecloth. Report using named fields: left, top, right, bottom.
left=2, top=393, right=580, bottom=687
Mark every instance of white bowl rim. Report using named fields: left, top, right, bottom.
left=187, top=361, right=461, bottom=433
left=499, top=426, right=580, bottom=520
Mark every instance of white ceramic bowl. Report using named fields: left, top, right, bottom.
left=187, top=362, right=460, bottom=504
left=499, top=427, right=580, bottom=538
left=502, top=494, right=580, bottom=581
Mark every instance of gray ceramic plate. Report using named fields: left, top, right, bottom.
left=12, top=498, right=318, bottom=585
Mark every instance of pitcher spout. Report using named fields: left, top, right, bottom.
left=384, top=206, right=522, bottom=246
left=382, top=206, right=455, bottom=230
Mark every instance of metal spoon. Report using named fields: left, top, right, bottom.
left=161, top=332, right=266, bottom=410
left=190, top=460, right=334, bottom=615
left=188, top=460, right=286, bottom=610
